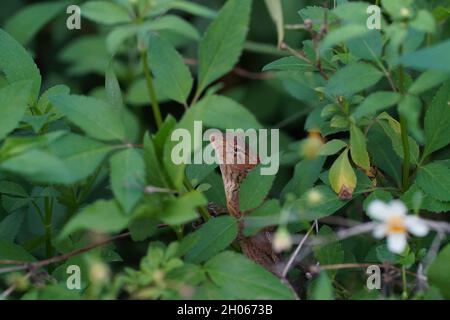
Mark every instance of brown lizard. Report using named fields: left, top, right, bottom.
left=209, top=132, right=280, bottom=276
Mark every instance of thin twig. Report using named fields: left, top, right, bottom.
left=0, top=232, right=131, bottom=275
left=184, top=58, right=273, bottom=80
left=0, top=271, right=32, bottom=300
left=282, top=222, right=316, bottom=277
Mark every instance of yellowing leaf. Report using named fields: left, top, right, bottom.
left=329, top=149, right=356, bottom=199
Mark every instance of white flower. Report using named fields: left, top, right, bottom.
left=367, top=200, right=429, bottom=254
left=272, top=228, right=293, bottom=253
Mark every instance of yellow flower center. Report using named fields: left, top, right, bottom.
left=386, top=215, right=406, bottom=234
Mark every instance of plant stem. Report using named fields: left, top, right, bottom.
left=401, top=266, right=408, bottom=299
left=183, top=178, right=211, bottom=221
left=397, top=64, right=410, bottom=192
left=140, top=50, right=163, bottom=129
left=44, top=197, right=54, bottom=259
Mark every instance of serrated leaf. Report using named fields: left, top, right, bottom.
left=353, top=91, right=401, bottom=120
left=110, top=148, right=145, bottom=214
left=401, top=184, right=450, bottom=213
left=399, top=39, right=450, bottom=72
left=0, top=28, right=41, bottom=102
left=423, top=82, right=450, bottom=157
left=325, top=62, right=383, bottom=97
left=185, top=216, right=238, bottom=263
left=4, top=1, right=67, bottom=45
left=50, top=94, right=126, bottom=142
left=205, top=251, right=295, bottom=299
left=197, top=0, right=252, bottom=94
left=416, top=162, right=450, bottom=202
left=428, top=244, right=450, bottom=299
left=0, top=81, right=33, bottom=140
left=148, top=35, right=193, bottom=105
left=320, top=24, right=370, bottom=54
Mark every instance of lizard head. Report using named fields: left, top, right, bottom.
left=208, top=131, right=259, bottom=170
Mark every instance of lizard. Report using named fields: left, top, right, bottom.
left=208, top=132, right=281, bottom=276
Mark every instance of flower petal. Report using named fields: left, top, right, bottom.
left=405, top=216, right=429, bottom=237
left=367, top=200, right=390, bottom=221
left=388, top=200, right=407, bottom=217
left=387, top=233, right=407, bottom=254
left=373, top=224, right=386, bottom=239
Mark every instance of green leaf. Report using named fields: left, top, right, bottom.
left=59, top=199, right=128, bottom=239
left=0, top=149, right=72, bottom=184
left=329, top=149, right=356, bottom=198
left=110, top=148, right=145, bottom=214
left=0, top=133, right=113, bottom=185
left=353, top=91, right=401, bottom=120
left=0, top=240, right=36, bottom=262
left=150, top=0, right=217, bottom=19
left=197, top=0, right=252, bottom=94
left=205, top=251, right=295, bottom=299
left=185, top=216, right=238, bottom=263
left=287, top=185, right=349, bottom=221
left=4, top=1, right=67, bottom=45
left=325, top=62, right=383, bottom=97
left=0, top=28, right=41, bottom=102
left=408, top=70, right=450, bottom=95
left=416, top=162, right=450, bottom=202
left=0, top=181, right=28, bottom=198
left=347, top=30, right=382, bottom=61
left=105, top=62, right=123, bottom=108
left=428, top=244, right=450, bottom=299
left=410, top=10, right=436, bottom=34
left=243, top=200, right=282, bottom=236
left=262, top=56, right=311, bottom=72
left=309, top=272, right=334, bottom=300
left=350, top=124, right=370, bottom=170
left=0, top=81, right=33, bottom=140
left=313, top=226, right=344, bottom=277
left=399, top=39, right=450, bottom=72
left=423, top=82, right=450, bottom=157
left=0, top=211, right=25, bottom=242
left=281, top=157, right=325, bottom=199
left=401, top=184, right=450, bottom=213
left=239, top=164, right=276, bottom=212
left=148, top=35, right=193, bottom=105
left=50, top=94, right=126, bottom=142
left=264, top=0, right=284, bottom=47
left=377, top=113, right=420, bottom=165
left=47, top=133, right=114, bottom=184
left=398, top=95, right=423, bottom=143
left=367, top=124, right=402, bottom=187
left=81, top=1, right=131, bottom=25
left=381, top=0, right=413, bottom=20
left=318, top=140, right=347, bottom=156
left=320, top=24, right=370, bottom=54
left=159, top=191, right=207, bottom=225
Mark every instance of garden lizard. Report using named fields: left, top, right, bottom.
left=209, top=132, right=280, bottom=276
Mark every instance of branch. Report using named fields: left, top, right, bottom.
left=0, top=232, right=131, bottom=275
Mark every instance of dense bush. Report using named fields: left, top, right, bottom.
left=0, top=0, right=449, bottom=300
